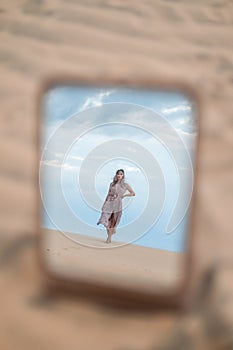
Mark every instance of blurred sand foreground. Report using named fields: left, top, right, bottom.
left=42, top=228, right=185, bottom=293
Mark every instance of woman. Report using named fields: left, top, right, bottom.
left=97, top=169, right=136, bottom=243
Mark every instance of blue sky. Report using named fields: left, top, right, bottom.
left=40, top=86, right=197, bottom=252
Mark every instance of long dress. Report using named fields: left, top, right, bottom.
left=97, top=181, right=134, bottom=234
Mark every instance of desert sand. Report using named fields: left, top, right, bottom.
left=42, top=228, right=185, bottom=294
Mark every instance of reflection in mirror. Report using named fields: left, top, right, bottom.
left=39, top=84, right=198, bottom=295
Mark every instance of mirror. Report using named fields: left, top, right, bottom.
left=38, top=78, right=199, bottom=304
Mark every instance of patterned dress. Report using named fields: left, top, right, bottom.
left=97, top=181, right=134, bottom=234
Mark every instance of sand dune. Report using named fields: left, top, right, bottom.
left=42, top=228, right=185, bottom=294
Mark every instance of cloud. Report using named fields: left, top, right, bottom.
left=40, top=159, right=60, bottom=168
left=40, top=159, right=79, bottom=171
left=69, top=155, right=84, bottom=161
left=62, top=163, right=79, bottom=171
left=177, top=117, right=190, bottom=125
left=79, top=90, right=115, bottom=112
left=125, top=166, right=140, bottom=172
left=160, top=101, right=197, bottom=135
left=161, top=104, right=191, bottom=115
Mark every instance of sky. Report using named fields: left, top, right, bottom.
left=40, top=85, right=197, bottom=252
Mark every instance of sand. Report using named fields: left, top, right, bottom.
left=42, top=228, right=185, bottom=294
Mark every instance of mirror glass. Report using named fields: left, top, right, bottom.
left=39, top=84, right=198, bottom=295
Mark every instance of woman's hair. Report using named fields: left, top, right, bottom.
left=111, top=169, right=125, bottom=187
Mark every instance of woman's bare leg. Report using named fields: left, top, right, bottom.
left=105, top=228, right=111, bottom=243
left=105, top=213, right=115, bottom=243
left=105, top=228, right=114, bottom=243
left=108, top=228, right=115, bottom=242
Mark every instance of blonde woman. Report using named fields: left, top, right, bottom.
left=97, top=169, right=135, bottom=243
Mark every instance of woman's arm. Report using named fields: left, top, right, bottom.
left=122, top=183, right=135, bottom=198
